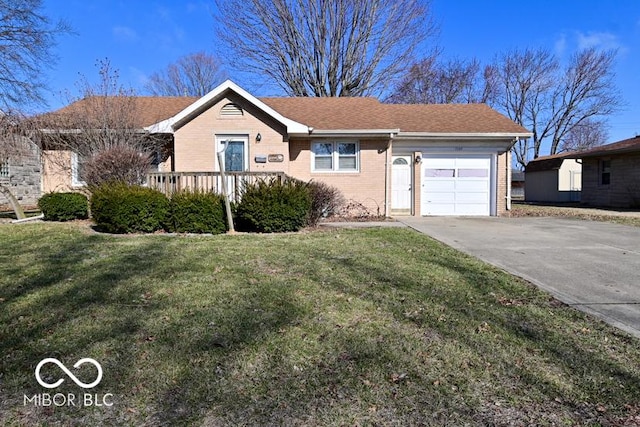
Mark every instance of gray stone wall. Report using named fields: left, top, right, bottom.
left=0, top=138, right=41, bottom=208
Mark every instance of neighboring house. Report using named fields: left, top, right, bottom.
left=524, top=155, right=582, bottom=203
left=0, top=136, right=41, bottom=208
left=42, top=80, right=531, bottom=217
left=562, top=136, right=640, bottom=208
left=511, top=169, right=525, bottom=200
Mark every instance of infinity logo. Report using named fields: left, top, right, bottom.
left=35, top=358, right=103, bottom=389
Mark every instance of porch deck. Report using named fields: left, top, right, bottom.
left=147, top=171, right=286, bottom=201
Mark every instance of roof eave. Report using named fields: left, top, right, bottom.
left=155, top=80, right=308, bottom=135
left=563, top=147, right=640, bottom=158
left=308, top=129, right=400, bottom=138
left=396, top=132, right=532, bottom=140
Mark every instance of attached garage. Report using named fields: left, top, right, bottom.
left=421, top=155, right=493, bottom=216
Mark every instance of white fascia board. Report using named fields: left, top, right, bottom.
left=396, top=132, right=532, bottom=140
left=150, top=80, right=309, bottom=135
left=145, top=118, right=173, bottom=134
left=310, top=129, right=400, bottom=138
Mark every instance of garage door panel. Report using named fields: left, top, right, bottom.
left=425, top=192, right=455, bottom=203
left=428, top=180, right=456, bottom=192
left=421, top=156, right=492, bottom=216
left=455, top=180, right=488, bottom=192
left=455, top=192, right=488, bottom=203
left=424, top=203, right=456, bottom=215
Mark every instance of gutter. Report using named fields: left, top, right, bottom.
left=396, top=132, right=533, bottom=140
left=308, top=129, right=400, bottom=138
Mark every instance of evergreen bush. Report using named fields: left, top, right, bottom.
left=168, top=190, right=227, bottom=234
left=38, top=192, right=89, bottom=221
left=90, top=183, right=169, bottom=233
left=236, top=178, right=311, bottom=233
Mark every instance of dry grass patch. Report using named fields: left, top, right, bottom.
left=0, top=222, right=639, bottom=426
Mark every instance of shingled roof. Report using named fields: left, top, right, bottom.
left=385, top=103, right=528, bottom=134
left=42, top=96, right=197, bottom=128
left=562, top=136, right=640, bottom=158
left=260, top=97, right=396, bottom=130
left=261, top=98, right=529, bottom=134
left=44, top=92, right=529, bottom=136
left=524, top=154, right=570, bottom=173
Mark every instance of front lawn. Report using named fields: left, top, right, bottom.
left=1, top=223, right=639, bottom=426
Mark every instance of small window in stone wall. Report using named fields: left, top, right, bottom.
left=0, top=159, right=8, bottom=178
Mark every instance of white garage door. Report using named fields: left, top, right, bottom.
left=421, top=156, right=491, bottom=216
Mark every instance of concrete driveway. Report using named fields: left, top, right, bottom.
left=399, top=216, right=640, bottom=339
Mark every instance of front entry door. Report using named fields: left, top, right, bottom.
left=392, top=156, right=412, bottom=212
left=217, top=137, right=248, bottom=172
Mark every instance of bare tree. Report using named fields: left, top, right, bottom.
left=0, top=0, right=69, bottom=218
left=493, top=47, right=621, bottom=168
left=215, top=0, right=437, bottom=97
left=144, top=51, right=227, bottom=97
left=0, top=0, right=70, bottom=111
left=39, top=59, right=158, bottom=187
left=492, top=48, right=558, bottom=168
left=559, top=118, right=608, bottom=153
left=387, top=57, right=497, bottom=104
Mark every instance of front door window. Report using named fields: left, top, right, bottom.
left=224, top=140, right=245, bottom=172
left=217, top=136, right=248, bottom=172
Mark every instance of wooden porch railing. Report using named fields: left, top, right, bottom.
left=146, top=171, right=286, bottom=202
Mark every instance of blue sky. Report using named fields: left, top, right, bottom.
left=42, top=0, right=640, bottom=145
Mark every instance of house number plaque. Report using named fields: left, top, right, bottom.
left=268, top=154, right=284, bottom=162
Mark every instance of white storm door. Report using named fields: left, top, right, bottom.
left=392, top=156, right=412, bottom=211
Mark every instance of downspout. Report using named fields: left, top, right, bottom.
left=506, top=150, right=511, bottom=211
left=384, top=133, right=394, bottom=217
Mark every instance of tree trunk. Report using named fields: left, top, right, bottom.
left=0, top=183, right=26, bottom=220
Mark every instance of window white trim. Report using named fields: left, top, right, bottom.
left=215, top=135, right=249, bottom=172
left=71, top=152, right=86, bottom=187
left=311, top=141, right=360, bottom=173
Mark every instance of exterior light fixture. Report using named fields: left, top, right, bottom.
left=415, top=155, right=422, bottom=164
left=256, top=133, right=262, bottom=142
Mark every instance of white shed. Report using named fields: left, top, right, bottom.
left=525, top=155, right=581, bottom=203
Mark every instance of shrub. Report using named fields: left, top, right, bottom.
left=82, top=145, right=152, bottom=187
left=168, top=190, right=227, bottom=234
left=38, top=192, right=89, bottom=221
left=90, top=183, right=169, bottom=233
left=236, top=178, right=311, bottom=233
left=307, top=181, right=345, bottom=226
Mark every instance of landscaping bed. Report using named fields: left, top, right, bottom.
left=1, top=223, right=639, bottom=426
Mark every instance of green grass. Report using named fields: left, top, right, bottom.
left=1, top=223, right=639, bottom=426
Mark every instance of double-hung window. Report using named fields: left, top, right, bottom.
left=312, top=141, right=359, bottom=172
left=71, top=152, right=86, bottom=187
